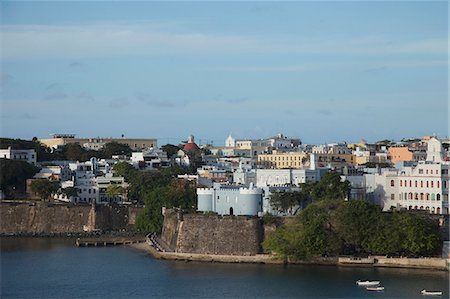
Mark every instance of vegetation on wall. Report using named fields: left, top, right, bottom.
left=113, top=162, right=195, bottom=232
left=263, top=200, right=441, bottom=259
left=30, top=180, right=60, bottom=201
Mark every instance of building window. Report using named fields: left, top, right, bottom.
left=390, top=194, right=395, bottom=200
left=419, top=169, right=423, bottom=174
left=400, top=180, right=403, bottom=187
left=415, top=180, right=417, bottom=187
left=437, top=181, right=440, bottom=188
left=420, top=193, right=424, bottom=200
left=437, top=194, right=441, bottom=201
left=415, top=193, right=418, bottom=200
left=420, top=181, right=423, bottom=188
left=409, top=180, right=412, bottom=187
left=390, top=180, right=395, bottom=187
left=431, top=181, right=434, bottom=188
left=426, top=193, right=430, bottom=200
left=426, top=181, right=429, bottom=188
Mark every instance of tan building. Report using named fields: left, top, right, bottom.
left=314, top=153, right=356, bottom=167
left=388, top=147, right=413, bottom=164
left=40, top=134, right=157, bottom=151
left=257, top=151, right=309, bottom=169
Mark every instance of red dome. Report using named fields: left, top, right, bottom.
left=183, top=142, right=200, bottom=151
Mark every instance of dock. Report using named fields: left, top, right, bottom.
left=76, top=236, right=145, bottom=247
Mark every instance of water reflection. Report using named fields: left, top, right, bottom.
left=0, top=237, right=76, bottom=252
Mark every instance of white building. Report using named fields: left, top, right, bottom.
left=131, top=148, right=170, bottom=170
left=365, top=137, right=449, bottom=214
left=197, top=184, right=262, bottom=216
left=0, top=147, right=37, bottom=165
left=255, top=168, right=325, bottom=187
left=56, top=158, right=128, bottom=204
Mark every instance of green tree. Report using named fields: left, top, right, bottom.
left=31, top=180, right=59, bottom=201
left=310, top=172, right=350, bottom=201
left=0, top=158, right=39, bottom=198
left=161, top=144, right=181, bottom=158
left=61, top=187, right=78, bottom=198
left=135, top=187, right=166, bottom=232
left=263, top=199, right=441, bottom=260
left=101, top=142, right=132, bottom=158
left=269, top=190, right=310, bottom=215
left=62, top=143, right=86, bottom=161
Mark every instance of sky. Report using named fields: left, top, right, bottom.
left=0, top=0, right=448, bottom=145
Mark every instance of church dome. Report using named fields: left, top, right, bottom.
left=183, top=134, right=200, bottom=151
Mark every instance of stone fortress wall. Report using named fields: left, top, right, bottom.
left=161, top=209, right=263, bottom=256
left=0, top=201, right=142, bottom=234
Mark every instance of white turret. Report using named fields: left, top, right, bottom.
left=225, top=134, right=235, bottom=147
left=426, top=137, right=443, bottom=162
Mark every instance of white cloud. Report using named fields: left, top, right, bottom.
left=1, top=23, right=447, bottom=60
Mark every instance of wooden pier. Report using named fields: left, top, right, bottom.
left=76, top=236, right=145, bottom=247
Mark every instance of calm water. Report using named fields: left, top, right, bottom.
left=1, top=238, right=448, bottom=299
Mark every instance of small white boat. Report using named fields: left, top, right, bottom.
left=421, top=290, right=443, bottom=296
left=366, top=286, right=384, bottom=291
left=356, top=280, right=380, bottom=286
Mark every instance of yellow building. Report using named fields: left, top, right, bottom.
left=257, top=151, right=309, bottom=169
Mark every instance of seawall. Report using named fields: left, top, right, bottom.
left=161, top=210, right=263, bottom=256
left=0, top=201, right=142, bottom=235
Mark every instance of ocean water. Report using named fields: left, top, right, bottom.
left=0, top=237, right=448, bottom=298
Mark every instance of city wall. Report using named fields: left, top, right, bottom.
left=161, top=210, right=263, bottom=256
left=0, top=201, right=142, bottom=235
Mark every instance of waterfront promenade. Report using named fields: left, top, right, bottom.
left=128, top=234, right=450, bottom=271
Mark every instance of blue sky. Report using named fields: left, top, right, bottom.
left=0, top=1, right=448, bottom=145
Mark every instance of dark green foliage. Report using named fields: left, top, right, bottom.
left=30, top=179, right=59, bottom=201
left=161, top=144, right=181, bottom=158
left=61, top=187, right=77, bottom=198
left=60, top=142, right=133, bottom=161
left=0, top=158, right=40, bottom=198
left=135, top=181, right=197, bottom=233
left=262, top=213, right=278, bottom=225
left=269, top=172, right=350, bottom=215
left=263, top=200, right=441, bottom=260
left=113, top=162, right=194, bottom=233
left=269, top=190, right=310, bottom=215
left=102, top=142, right=132, bottom=157
left=310, top=172, right=350, bottom=201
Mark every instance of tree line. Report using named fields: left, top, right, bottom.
left=263, top=200, right=442, bottom=259
left=0, top=138, right=134, bottom=162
